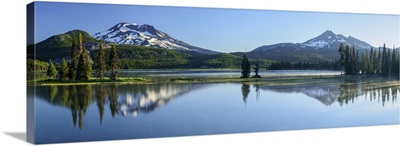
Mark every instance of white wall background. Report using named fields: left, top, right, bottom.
left=0, top=0, right=399, bottom=146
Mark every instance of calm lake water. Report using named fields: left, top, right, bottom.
left=28, top=71, right=400, bottom=144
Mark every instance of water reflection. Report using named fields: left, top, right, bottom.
left=254, top=84, right=260, bottom=100
left=37, top=83, right=205, bottom=129
left=37, top=77, right=399, bottom=130
left=46, top=85, right=92, bottom=129
left=240, top=77, right=399, bottom=107
left=241, top=83, right=261, bottom=106
left=338, top=79, right=399, bottom=107
left=241, top=83, right=250, bottom=106
left=95, top=85, right=106, bottom=124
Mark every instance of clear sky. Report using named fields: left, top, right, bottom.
left=34, top=2, right=400, bottom=52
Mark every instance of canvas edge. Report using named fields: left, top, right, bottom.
left=27, top=1, right=35, bottom=144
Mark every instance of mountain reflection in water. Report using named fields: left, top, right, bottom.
left=240, top=76, right=398, bottom=106
left=36, top=83, right=206, bottom=129
left=35, top=76, right=399, bottom=130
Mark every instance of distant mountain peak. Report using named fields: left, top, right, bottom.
left=301, top=30, right=372, bottom=49
left=321, top=30, right=335, bottom=35
left=93, top=21, right=218, bottom=54
left=250, top=30, right=375, bottom=62
left=107, top=22, right=138, bottom=33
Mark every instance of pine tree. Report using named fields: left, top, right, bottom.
left=69, top=40, right=78, bottom=80
left=96, top=40, right=106, bottom=79
left=338, top=43, right=346, bottom=74
left=109, top=45, right=118, bottom=80
left=75, top=35, right=93, bottom=81
left=240, top=53, right=251, bottom=78
left=369, top=47, right=375, bottom=73
left=47, top=60, right=57, bottom=78
left=78, top=33, right=83, bottom=52
left=351, top=47, right=358, bottom=74
left=252, top=58, right=261, bottom=78
left=365, top=50, right=374, bottom=74
left=76, top=53, right=86, bottom=81
left=356, top=50, right=359, bottom=74
left=372, top=48, right=379, bottom=74
left=361, top=53, right=367, bottom=74
left=59, top=58, right=69, bottom=80
left=391, top=48, right=399, bottom=76
left=344, top=45, right=352, bottom=74
left=75, top=51, right=92, bottom=81
left=83, top=48, right=92, bottom=79
left=382, top=44, right=389, bottom=75
left=388, top=48, right=391, bottom=75
left=76, top=33, right=88, bottom=80
left=377, top=48, right=382, bottom=74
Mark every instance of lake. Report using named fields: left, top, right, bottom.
left=28, top=70, right=400, bottom=144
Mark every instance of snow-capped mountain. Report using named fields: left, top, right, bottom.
left=247, top=30, right=375, bottom=62
left=301, top=30, right=372, bottom=49
left=253, top=30, right=373, bottom=52
left=93, top=22, right=218, bottom=54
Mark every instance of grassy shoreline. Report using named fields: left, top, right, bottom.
left=35, top=77, right=150, bottom=86
left=33, top=74, right=346, bottom=86
left=31, top=72, right=395, bottom=86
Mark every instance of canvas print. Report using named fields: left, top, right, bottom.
left=27, top=1, right=400, bottom=144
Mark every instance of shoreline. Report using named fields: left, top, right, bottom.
left=32, top=74, right=350, bottom=86
left=29, top=70, right=398, bottom=86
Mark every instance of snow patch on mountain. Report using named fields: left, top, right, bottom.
left=251, top=30, right=374, bottom=55
left=93, top=22, right=218, bottom=54
left=301, top=30, right=372, bottom=49
left=303, top=40, right=329, bottom=49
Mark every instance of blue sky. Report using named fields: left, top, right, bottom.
left=34, top=2, right=399, bottom=52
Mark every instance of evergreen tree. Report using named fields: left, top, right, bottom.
left=59, top=58, right=69, bottom=80
left=76, top=53, right=86, bottom=81
left=96, top=40, right=106, bottom=79
left=75, top=33, right=87, bottom=81
left=83, top=48, right=93, bottom=79
left=382, top=44, right=389, bottom=75
left=75, top=51, right=92, bottom=81
left=78, top=33, right=83, bottom=52
left=338, top=43, right=346, bottom=74
left=356, top=50, right=359, bottom=74
left=372, top=48, right=379, bottom=73
left=109, top=45, right=118, bottom=80
left=369, top=47, right=375, bottom=73
left=47, top=60, right=57, bottom=78
left=388, top=48, right=391, bottom=75
left=351, top=47, right=358, bottom=74
left=344, top=45, right=352, bottom=74
left=69, top=40, right=78, bottom=80
left=377, top=48, right=382, bottom=74
left=240, top=53, right=251, bottom=78
left=366, top=50, right=374, bottom=74
left=252, top=58, right=261, bottom=78
left=391, top=48, right=399, bottom=76
left=75, top=34, right=93, bottom=81
left=361, top=53, right=367, bottom=74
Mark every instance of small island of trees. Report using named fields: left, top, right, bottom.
left=240, top=54, right=261, bottom=78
